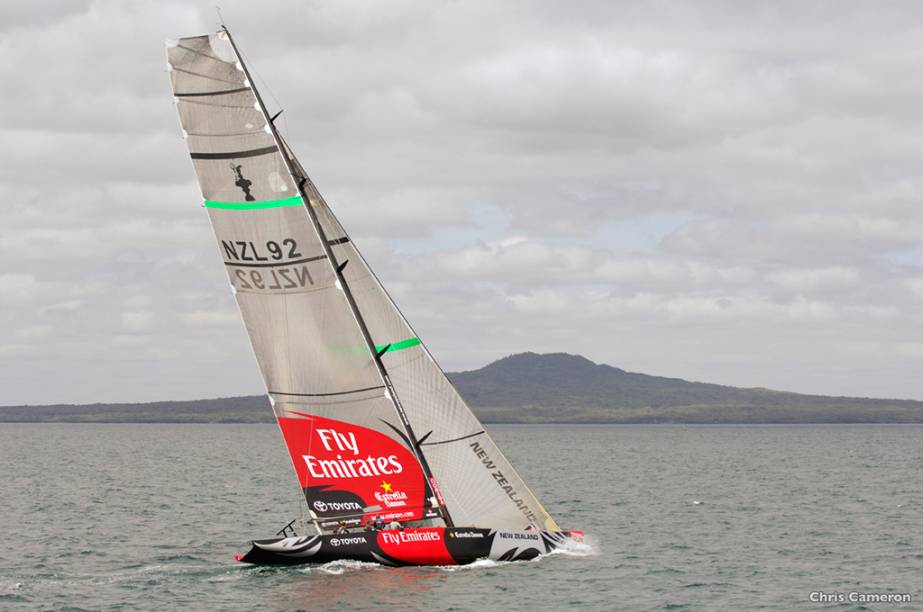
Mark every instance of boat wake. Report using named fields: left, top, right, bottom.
left=545, top=534, right=598, bottom=557
left=437, top=557, right=507, bottom=572
left=303, top=559, right=384, bottom=575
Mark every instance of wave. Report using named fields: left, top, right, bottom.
left=307, top=559, right=384, bottom=575
left=437, top=557, right=508, bottom=572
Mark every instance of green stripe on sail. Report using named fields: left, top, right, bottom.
left=376, top=337, right=422, bottom=354
left=203, top=195, right=303, bottom=210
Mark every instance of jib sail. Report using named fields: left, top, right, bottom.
left=290, top=149, right=559, bottom=531
left=167, top=30, right=559, bottom=532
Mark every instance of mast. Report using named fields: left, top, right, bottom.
left=222, top=27, right=454, bottom=527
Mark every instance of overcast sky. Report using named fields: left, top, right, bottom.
left=2, top=0, right=922, bottom=405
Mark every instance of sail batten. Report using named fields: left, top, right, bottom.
left=189, top=145, right=279, bottom=160
left=174, top=86, right=251, bottom=97
left=269, top=385, right=386, bottom=398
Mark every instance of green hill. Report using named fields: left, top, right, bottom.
left=2, top=352, right=922, bottom=423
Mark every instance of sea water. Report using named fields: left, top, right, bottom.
left=1, top=424, right=920, bottom=610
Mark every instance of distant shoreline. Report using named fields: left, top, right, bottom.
left=4, top=352, right=922, bottom=425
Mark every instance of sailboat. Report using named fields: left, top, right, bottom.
left=166, top=28, right=583, bottom=566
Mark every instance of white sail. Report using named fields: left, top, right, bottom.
left=167, top=31, right=559, bottom=532
left=295, top=155, right=559, bottom=531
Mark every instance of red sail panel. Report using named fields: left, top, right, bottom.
left=277, top=413, right=428, bottom=528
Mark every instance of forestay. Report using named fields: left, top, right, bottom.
left=167, top=31, right=559, bottom=533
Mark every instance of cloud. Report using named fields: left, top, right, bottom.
left=1, top=0, right=922, bottom=403
left=767, top=267, right=861, bottom=293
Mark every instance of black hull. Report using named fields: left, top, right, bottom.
left=238, top=528, right=584, bottom=567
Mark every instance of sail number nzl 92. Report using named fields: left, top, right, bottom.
left=221, top=238, right=317, bottom=292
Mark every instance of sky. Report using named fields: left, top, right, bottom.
left=2, top=0, right=922, bottom=405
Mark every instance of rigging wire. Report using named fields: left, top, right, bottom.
left=236, top=46, right=291, bottom=141
left=214, top=9, right=291, bottom=138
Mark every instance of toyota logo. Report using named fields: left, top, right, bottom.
left=313, top=501, right=328, bottom=512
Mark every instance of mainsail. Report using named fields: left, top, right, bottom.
left=166, top=30, right=559, bottom=533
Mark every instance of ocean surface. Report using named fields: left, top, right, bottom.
left=1, top=424, right=920, bottom=611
